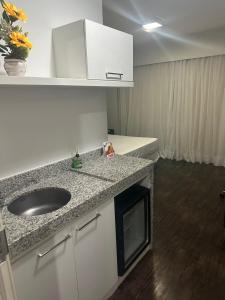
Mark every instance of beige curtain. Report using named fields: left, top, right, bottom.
left=107, top=55, right=225, bottom=166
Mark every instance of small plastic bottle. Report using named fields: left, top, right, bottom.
left=71, top=152, right=82, bottom=169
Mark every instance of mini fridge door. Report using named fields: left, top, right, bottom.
left=0, top=210, right=17, bottom=300
left=115, top=185, right=151, bottom=276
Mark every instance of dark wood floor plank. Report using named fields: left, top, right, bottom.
left=109, top=159, right=225, bottom=300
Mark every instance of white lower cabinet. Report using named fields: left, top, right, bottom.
left=0, top=258, right=17, bottom=300
left=74, top=200, right=118, bottom=300
left=12, top=227, right=79, bottom=300
left=12, top=199, right=118, bottom=300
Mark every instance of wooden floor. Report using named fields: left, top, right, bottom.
left=109, top=159, right=225, bottom=300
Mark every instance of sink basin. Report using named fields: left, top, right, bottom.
left=8, top=187, right=71, bottom=216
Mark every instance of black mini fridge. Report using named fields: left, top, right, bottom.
left=115, top=185, right=151, bottom=276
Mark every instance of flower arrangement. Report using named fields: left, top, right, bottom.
left=0, top=0, right=32, bottom=60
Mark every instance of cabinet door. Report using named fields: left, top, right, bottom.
left=74, top=200, right=118, bottom=300
left=85, top=20, right=133, bottom=82
left=12, top=227, right=78, bottom=300
left=0, top=259, right=17, bottom=300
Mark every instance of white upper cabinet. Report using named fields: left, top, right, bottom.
left=53, top=19, right=133, bottom=82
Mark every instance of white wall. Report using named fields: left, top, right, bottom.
left=134, top=26, right=225, bottom=66
left=0, top=0, right=103, bottom=76
left=0, top=0, right=107, bottom=179
left=0, top=87, right=107, bottom=179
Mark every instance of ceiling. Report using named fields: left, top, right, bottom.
left=103, top=0, right=225, bottom=56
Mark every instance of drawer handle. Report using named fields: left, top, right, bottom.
left=37, top=234, right=72, bottom=258
left=106, top=72, right=123, bottom=80
left=76, top=213, right=101, bottom=232
left=0, top=229, right=9, bottom=260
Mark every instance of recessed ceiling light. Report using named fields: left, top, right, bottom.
left=142, top=22, right=163, bottom=32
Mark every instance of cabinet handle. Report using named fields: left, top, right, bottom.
left=106, top=72, right=123, bottom=80
left=76, top=213, right=101, bottom=232
left=0, top=229, right=9, bottom=261
left=37, top=234, right=72, bottom=258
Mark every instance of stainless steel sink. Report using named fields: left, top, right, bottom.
left=8, top=187, right=71, bottom=216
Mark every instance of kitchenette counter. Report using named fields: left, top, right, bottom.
left=1, top=153, right=153, bottom=260
left=108, top=134, right=159, bottom=160
left=77, top=154, right=151, bottom=182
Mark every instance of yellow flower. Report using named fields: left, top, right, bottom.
left=3, top=2, right=17, bottom=17
left=15, top=8, right=28, bottom=22
left=10, top=32, right=32, bottom=49
left=3, top=2, right=28, bottom=22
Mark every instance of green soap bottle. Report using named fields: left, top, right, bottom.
left=71, top=152, right=82, bottom=169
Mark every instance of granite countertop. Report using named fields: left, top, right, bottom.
left=2, top=154, right=153, bottom=260
left=78, top=154, right=151, bottom=181
left=108, top=134, right=159, bottom=156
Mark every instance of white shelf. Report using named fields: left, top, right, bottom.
left=0, top=76, right=134, bottom=87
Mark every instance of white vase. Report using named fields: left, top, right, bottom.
left=4, top=59, right=26, bottom=76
